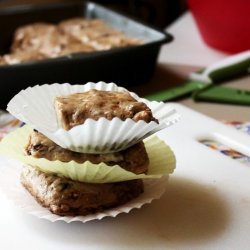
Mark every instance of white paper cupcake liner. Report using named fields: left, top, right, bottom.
left=7, top=82, right=180, bottom=153
left=0, top=157, right=168, bottom=223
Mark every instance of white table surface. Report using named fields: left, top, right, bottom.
left=1, top=103, right=250, bottom=250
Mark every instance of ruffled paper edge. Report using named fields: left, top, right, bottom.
left=0, top=157, right=168, bottom=223
left=7, top=82, right=180, bottom=153
left=0, top=125, right=176, bottom=183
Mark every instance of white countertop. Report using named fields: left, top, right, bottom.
left=1, top=104, right=250, bottom=250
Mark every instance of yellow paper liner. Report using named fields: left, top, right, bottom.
left=0, top=126, right=176, bottom=183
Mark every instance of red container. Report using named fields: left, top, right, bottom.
left=188, top=0, right=250, bottom=53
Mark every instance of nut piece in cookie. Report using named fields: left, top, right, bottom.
left=55, top=89, right=158, bottom=130
left=25, top=130, right=149, bottom=175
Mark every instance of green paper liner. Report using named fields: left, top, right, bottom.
left=0, top=126, right=176, bottom=183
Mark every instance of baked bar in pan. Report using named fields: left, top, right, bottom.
left=1, top=50, right=46, bottom=64
left=11, top=23, right=70, bottom=57
left=58, top=18, right=140, bottom=50
left=58, top=42, right=94, bottom=56
left=0, top=18, right=141, bottom=65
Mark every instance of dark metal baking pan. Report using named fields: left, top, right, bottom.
left=0, top=1, right=172, bottom=109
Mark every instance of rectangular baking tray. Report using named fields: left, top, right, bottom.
left=0, top=1, right=172, bottom=109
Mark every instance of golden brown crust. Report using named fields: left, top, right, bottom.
left=58, top=18, right=114, bottom=40
left=58, top=18, right=141, bottom=50
left=55, top=89, right=157, bottom=130
left=0, top=56, right=5, bottom=65
left=1, top=51, right=46, bottom=65
left=0, top=21, right=96, bottom=64
left=25, top=130, right=149, bottom=175
left=58, top=42, right=95, bottom=56
left=11, top=23, right=69, bottom=57
left=20, top=165, right=144, bottom=216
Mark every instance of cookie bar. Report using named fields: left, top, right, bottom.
left=55, top=89, right=158, bottom=130
left=25, top=130, right=149, bottom=175
left=21, top=164, right=144, bottom=216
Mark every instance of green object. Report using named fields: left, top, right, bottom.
left=193, top=85, right=250, bottom=105
left=145, top=51, right=250, bottom=105
left=146, top=81, right=250, bottom=105
left=208, top=56, right=250, bottom=82
left=145, top=81, right=204, bottom=101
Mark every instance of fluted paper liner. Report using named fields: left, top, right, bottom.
left=7, top=82, right=180, bottom=153
left=0, top=157, right=168, bottom=223
left=0, top=125, right=176, bottom=183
